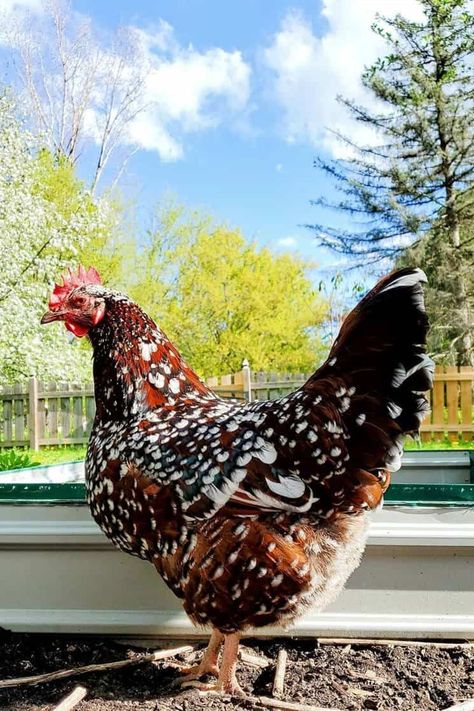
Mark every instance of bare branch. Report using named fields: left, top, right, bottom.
left=7, top=0, right=148, bottom=192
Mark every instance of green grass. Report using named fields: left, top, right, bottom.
left=0, top=438, right=472, bottom=471
left=31, top=441, right=473, bottom=459
left=404, top=438, right=474, bottom=450
left=1, top=446, right=88, bottom=466
left=0, top=449, right=41, bottom=471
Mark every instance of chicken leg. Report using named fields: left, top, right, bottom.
left=182, top=632, right=244, bottom=695
left=179, top=628, right=223, bottom=681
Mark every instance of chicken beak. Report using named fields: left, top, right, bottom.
left=40, top=310, right=64, bottom=324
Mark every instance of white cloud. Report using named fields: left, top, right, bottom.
left=0, top=0, right=42, bottom=11
left=127, top=114, right=184, bottom=161
left=0, top=0, right=43, bottom=33
left=2, top=8, right=251, bottom=163
left=263, top=1, right=424, bottom=157
left=277, top=235, right=298, bottom=247
left=125, top=25, right=251, bottom=160
left=130, top=20, right=179, bottom=55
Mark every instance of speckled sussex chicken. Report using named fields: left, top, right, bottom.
left=41, top=265, right=433, bottom=695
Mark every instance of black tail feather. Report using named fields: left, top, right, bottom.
left=307, top=267, right=434, bottom=474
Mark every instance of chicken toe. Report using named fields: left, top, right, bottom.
left=178, top=629, right=223, bottom=683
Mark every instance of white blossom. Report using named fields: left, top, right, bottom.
left=0, top=93, right=107, bottom=384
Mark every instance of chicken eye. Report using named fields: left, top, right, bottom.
left=71, top=295, right=87, bottom=308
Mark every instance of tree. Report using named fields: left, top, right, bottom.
left=76, top=195, right=137, bottom=289
left=0, top=92, right=108, bottom=383
left=317, top=273, right=366, bottom=347
left=130, top=204, right=328, bottom=375
left=311, top=0, right=474, bottom=364
left=397, top=222, right=474, bottom=362
left=5, top=0, right=147, bottom=193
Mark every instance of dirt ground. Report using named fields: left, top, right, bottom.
left=0, top=631, right=473, bottom=711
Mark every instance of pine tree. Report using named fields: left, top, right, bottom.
left=311, top=0, right=474, bottom=365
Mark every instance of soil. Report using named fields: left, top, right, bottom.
left=0, top=631, right=473, bottom=711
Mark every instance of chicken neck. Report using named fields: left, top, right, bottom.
left=88, top=295, right=212, bottom=421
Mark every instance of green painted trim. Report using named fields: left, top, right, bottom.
left=0, top=483, right=86, bottom=504
left=0, top=482, right=473, bottom=506
left=386, top=483, right=474, bottom=506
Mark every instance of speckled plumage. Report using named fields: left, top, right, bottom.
left=43, top=266, right=433, bottom=689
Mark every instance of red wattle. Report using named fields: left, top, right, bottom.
left=65, top=321, right=89, bottom=338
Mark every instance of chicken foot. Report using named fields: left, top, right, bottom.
left=181, top=632, right=245, bottom=696
left=179, top=629, right=223, bottom=681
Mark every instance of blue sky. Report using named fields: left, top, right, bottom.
left=1, top=0, right=424, bottom=276
left=74, top=0, right=341, bottom=263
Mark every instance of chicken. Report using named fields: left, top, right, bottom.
left=41, top=265, right=434, bottom=695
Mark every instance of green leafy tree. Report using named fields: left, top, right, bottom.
left=0, top=93, right=108, bottom=383
left=312, top=0, right=474, bottom=365
left=76, top=195, right=136, bottom=289
left=130, top=204, right=328, bottom=376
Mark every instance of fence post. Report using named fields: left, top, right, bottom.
left=242, top=359, right=252, bottom=403
left=29, top=376, right=39, bottom=450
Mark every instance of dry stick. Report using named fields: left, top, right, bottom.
left=240, top=649, right=271, bottom=668
left=442, top=702, right=474, bottom=711
left=251, top=696, right=341, bottom=711
left=272, top=649, right=288, bottom=697
left=0, top=645, right=194, bottom=689
left=52, top=685, right=88, bottom=711
left=317, top=638, right=474, bottom=650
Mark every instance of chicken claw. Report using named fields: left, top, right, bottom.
left=178, top=629, right=223, bottom=683
left=181, top=632, right=245, bottom=696
left=181, top=678, right=246, bottom=697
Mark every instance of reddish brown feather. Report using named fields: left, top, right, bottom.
left=79, top=267, right=432, bottom=638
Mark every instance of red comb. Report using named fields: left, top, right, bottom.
left=49, top=266, right=102, bottom=308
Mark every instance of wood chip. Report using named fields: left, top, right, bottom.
left=240, top=649, right=271, bottom=668
left=348, top=687, right=373, bottom=698
left=272, top=649, right=288, bottom=697
left=52, top=685, right=88, bottom=711
left=0, top=644, right=194, bottom=689
left=113, top=637, right=201, bottom=648
left=347, top=668, right=388, bottom=684
left=252, top=696, right=342, bottom=711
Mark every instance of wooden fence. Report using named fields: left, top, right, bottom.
left=0, top=380, right=95, bottom=450
left=0, top=365, right=472, bottom=449
left=208, top=363, right=474, bottom=443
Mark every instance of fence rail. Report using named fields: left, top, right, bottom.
left=0, top=364, right=472, bottom=449
left=0, top=380, right=95, bottom=449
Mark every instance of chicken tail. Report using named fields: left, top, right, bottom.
left=307, top=267, right=434, bottom=474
